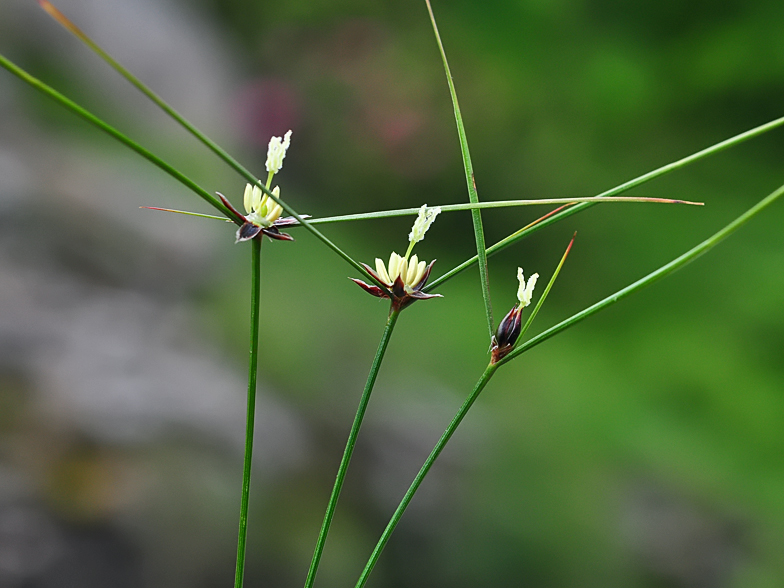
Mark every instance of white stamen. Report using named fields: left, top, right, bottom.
left=408, top=204, right=441, bottom=244
left=266, top=130, right=293, bottom=175
left=516, top=267, right=539, bottom=308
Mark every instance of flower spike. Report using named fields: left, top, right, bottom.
left=408, top=204, right=441, bottom=245
left=266, top=130, right=292, bottom=175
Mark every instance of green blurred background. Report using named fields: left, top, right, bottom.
left=1, top=0, right=783, bottom=587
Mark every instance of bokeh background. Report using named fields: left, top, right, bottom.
left=1, top=0, right=783, bottom=587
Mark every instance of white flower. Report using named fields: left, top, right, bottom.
left=243, top=183, right=283, bottom=227
left=266, top=130, right=292, bottom=175
left=408, top=204, right=441, bottom=244
left=516, top=267, right=539, bottom=308
left=374, top=252, right=429, bottom=292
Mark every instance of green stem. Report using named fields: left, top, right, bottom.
left=425, top=114, right=784, bottom=292
left=353, top=180, right=784, bottom=587
left=425, top=0, right=494, bottom=338
left=0, top=52, right=239, bottom=223
left=142, top=196, right=701, bottom=225
left=354, top=362, right=499, bottom=588
left=497, top=180, right=784, bottom=367
left=307, top=196, right=700, bottom=223
left=234, top=237, right=262, bottom=588
left=304, top=308, right=401, bottom=588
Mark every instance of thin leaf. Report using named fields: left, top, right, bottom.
left=426, top=0, right=494, bottom=339
left=518, top=232, right=576, bottom=340
left=425, top=114, right=784, bottom=292
left=0, top=52, right=239, bottom=222
left=140, top=207, right=229, bottom=221
left=497, top=180, right=784, bottom=366
left=307, top=196, right=702, bottom=224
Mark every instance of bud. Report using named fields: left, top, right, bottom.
left=491, top=306, right=522, bottom=363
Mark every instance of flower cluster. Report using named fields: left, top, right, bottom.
left=245, top=184, right=283, bottom=227
left=219, top=131, right=305, bottom=243
left=491, top=267, right=539, bottom=363
left=352, top=205, right=442, bottom=311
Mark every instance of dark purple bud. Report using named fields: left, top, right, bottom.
left=491, top=305, right=522, bottom=363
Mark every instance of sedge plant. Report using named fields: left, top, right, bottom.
left=0, top=1, right=783, bottom=587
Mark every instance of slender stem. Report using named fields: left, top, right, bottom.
left=306, top=196, right=701, bottom=223
left=0, top=52, right=240, bottom=223
left=425, top=114, right=784, bottom=292
left=354, top=363, right=498, bottom=588
left=142, top=196, right=700, bottom=226
left=234, top=237, right=262, bottom=588
left=352, top=180, right=784, bottom=587
left=497, top=180, right=784, bottom=367
left=304, top=308, right=401, bottom=588
left=425, top=0, right=494, bottom=338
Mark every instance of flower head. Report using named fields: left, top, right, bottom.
left=408, top=204, right=441, bottom=245
left=217, top=184, right=306, bottom=243
left=266, top=130, right=292, bottom=175
left=516, top=267, right=539, bottom=308
left=352, top=202, right=442, bottom=310
left=352, top=252, right=441, bottom=311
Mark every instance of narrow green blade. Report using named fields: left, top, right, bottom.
left=426, top=114, right=784, bottom=291
left=518, top=232, right=576, bottom=341
left=0, top=52, right=238, bottom=221
left=497, top=181, right=784, bottom=366
left=426, top=0, right=494, bottom=338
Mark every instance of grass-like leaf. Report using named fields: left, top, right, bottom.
left=0, top=52, right=238, bottom=222
left=425, top=114, right=784, bottom=292
left=425, top=0, right=494, bottom=339
left=308, top=196, right=701, bottom=223
left=143, top=196, right=701, bottom=225
left=497, top=179, right=784, bottom=366
left=518, top=232, right=576, bottom=341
